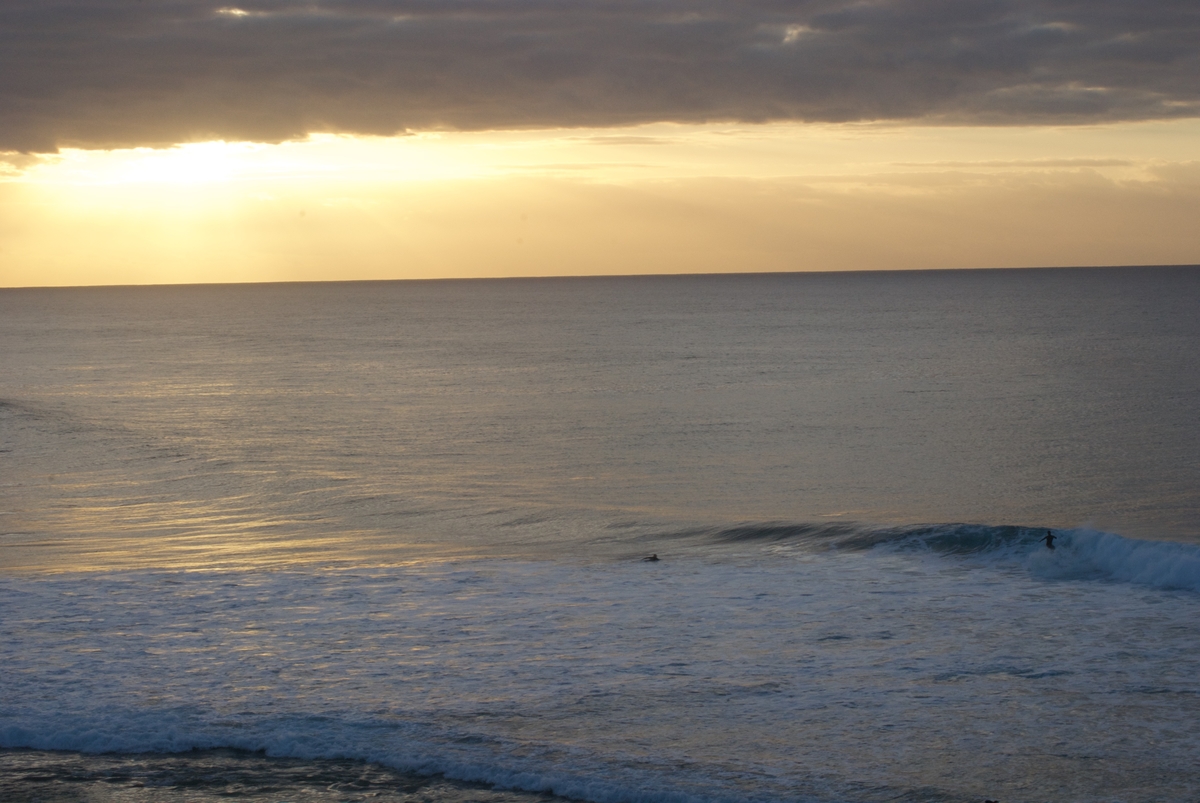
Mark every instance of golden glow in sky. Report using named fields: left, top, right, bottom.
left=2, top=120, right=1199, bottom=287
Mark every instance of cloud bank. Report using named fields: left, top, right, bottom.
left=3, top=0, right=1199, bottom=152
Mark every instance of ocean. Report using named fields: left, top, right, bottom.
left=2, top=267, right=1198, bottom=803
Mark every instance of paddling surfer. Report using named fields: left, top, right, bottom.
left=1040, top=530, right=1057, bottom=550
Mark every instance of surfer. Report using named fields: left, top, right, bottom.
left=642, top=554, right=660, bottom=562
left=1040, top=530, right=1056, bottom=550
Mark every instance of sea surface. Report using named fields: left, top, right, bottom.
left=2, top=267, right=1199, bottom=803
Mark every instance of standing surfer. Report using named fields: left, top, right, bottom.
left=1040, top=530, right=1056, bottom=550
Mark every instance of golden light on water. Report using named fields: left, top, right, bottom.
left=2, top=120, right=1199, bottom=287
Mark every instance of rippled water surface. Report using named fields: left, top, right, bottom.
left=2, top=268, right=1199, bottom=802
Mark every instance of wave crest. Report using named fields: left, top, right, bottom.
left=696, top=520, right=1200, bottom=592
left=1029, top=528, right=1200, bottom=592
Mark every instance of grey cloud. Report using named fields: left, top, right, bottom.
left=2, top=0, right=1198, bottom=152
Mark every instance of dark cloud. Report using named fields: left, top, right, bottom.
left=2, top=0, right=1198, bottom=151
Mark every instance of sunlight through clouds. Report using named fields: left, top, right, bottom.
left=1, top=1, right=1197, bottom=286
left=2, top=120, right=1198, bottom=287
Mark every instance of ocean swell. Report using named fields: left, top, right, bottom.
left=699, top=520, right=1200, bottom=593
left=1028, top=527, right=1200, bottom=592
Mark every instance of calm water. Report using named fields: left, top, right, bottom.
left=2, top=268, right=1199, bottom=803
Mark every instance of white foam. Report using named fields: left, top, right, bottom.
left=1028, top=528, right=1200, bottom=592
left=3, top=551, right=1200, bottom=803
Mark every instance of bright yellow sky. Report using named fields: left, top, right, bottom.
left=2, top=120, right=1198, bottom=287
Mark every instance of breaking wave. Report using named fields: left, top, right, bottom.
left=693, top=520, right=1200, bottom=593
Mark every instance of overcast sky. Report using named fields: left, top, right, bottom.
left=4, top=0, right=1200, bottom=152
left=3, top=1, right=1198, bottom=286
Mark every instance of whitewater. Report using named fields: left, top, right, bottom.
left=2, top=268, right=1199, bottom=802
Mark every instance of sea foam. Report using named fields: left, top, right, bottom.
left=1027, top=527, right=1200, bottom=592
left=4, top=536, right=1200, bottom=803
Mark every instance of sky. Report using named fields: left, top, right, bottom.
left=2, top=0, right=1199, bottom=286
